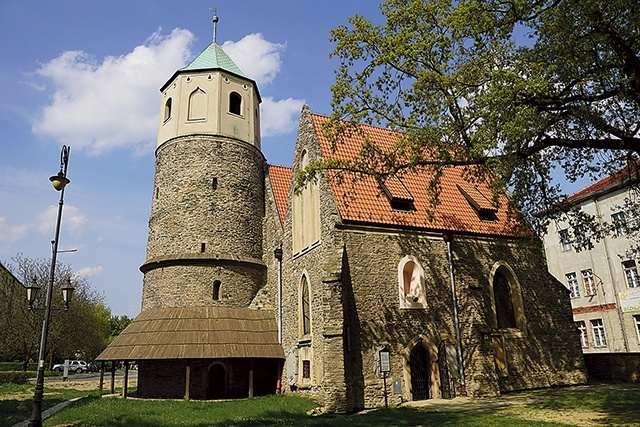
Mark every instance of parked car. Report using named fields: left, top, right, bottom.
left=52, top=360, right=88, bottom=374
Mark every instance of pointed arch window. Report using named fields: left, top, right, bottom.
left=188, top=87, right=207, bottom=121
left=490, top=264, right=526, bottom=332
left=300, top=276, right=311, bottom=336
left=493, top=272, right=516, bottom=329
left=229, top=92, right=242, bottom=115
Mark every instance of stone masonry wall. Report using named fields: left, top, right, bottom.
left=142, top=134, right=266, bottom=309
left=277, top=106, right=349, bottom=412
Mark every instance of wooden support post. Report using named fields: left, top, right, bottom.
left=248, top=360, right=254, bottom=398
left=98, top=361, right=105, bottom=396
left=276, top=359, right=282, bottom=394
left=185, top=360, right=191, bottom=400
left=123, top=361, right=129, bottom=399
left=110, top=362, right=116, bottom=394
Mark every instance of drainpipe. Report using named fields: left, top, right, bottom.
left=274, top=245, right=283, bottom=344
left=274, top=245, right=284, bottom=394
left=444, top=233, right=467, bottom=396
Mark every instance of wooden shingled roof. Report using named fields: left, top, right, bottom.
left=96, top=306, right=284, bottom=361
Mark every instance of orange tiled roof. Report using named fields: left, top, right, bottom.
left=311, top=113, right=522, bottom=237
left=268, top=165, right=292, bottom=227
left=565, top=165, right=638, bottom=204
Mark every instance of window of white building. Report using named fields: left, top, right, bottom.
left=566, top=272, right=580, bottom=298
left=612, top=212, right=627, bottom=236
left=634, top=315, right=640, bottom=342
left=590, top=319, right=607, bottom=347
left=559, top=229, right=572, bottom=251
left=622, top=260, right=639, bottom=288
left=576, top=321, right=588, bottom=347
left=581, top=269, right=597, bottom=296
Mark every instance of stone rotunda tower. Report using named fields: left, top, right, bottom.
left=98, top=13, right=283, bottom=400
left=140, top=26, right=265, bottom=310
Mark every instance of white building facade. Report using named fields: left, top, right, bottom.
left=543, top=174, right=640, bottom=354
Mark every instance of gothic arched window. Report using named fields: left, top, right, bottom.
left=490, top=264, right=526, bottom=332
left=493, top=272, right=516, bottom=329
left=300, top=276, right=311, bottom=336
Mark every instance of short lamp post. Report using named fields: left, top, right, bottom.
left=28, top=145, right=73, bottom=427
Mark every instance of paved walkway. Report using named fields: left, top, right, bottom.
left=401, top=382, right=640, bottom=413
left=11, top=397, right=86, bottom=427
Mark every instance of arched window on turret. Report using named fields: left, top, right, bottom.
left=164, top=98, right=172, bottom=122
left=229, top=92, right=242, bottom=115
left=188, top=87, right=207, bottom=121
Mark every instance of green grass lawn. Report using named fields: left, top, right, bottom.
left=3, top=382, right=639, bottom=427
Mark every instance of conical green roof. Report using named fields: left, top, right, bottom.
left=181, top=42, right=247, bottom=78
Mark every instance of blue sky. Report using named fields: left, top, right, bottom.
left=0, top=1, right=384, bottom=317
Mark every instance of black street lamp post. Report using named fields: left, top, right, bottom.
left=28, top=145, right=72, bottom=427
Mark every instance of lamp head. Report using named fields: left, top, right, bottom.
left=50, top=172, right=70, bottom=191
left=26, top=277, right=40, bottom=308
left=61, top=277, right=74, bottom=310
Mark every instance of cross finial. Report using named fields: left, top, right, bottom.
left=210, top=6, right=218, bottom=43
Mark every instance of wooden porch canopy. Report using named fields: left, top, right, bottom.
left=96, top=306, right=284, bottom=361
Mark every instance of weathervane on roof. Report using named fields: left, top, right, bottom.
left=210, top=6, right=218, bottom=43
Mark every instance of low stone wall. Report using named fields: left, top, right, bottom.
left=584, top=353, right=640, bottom=383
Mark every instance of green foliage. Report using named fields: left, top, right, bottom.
left=324, top=0, right=640, bottom=242
left=0, top=371, right=28, bottom=385
left=107, top=315, right=132, bottom=345
left=0, top=255, right=111, bottom=366
left=0, top=362, right=37, bottom=371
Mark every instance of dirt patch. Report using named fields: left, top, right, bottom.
left=499, top=406, right=606, bottom=427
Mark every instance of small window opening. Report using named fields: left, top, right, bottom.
left=213, top=280, right=221, bottom=300
left=200, top=242, right=206, bottom=253
left=229, top=92, right=242, bottom=115
left=302, top=360, right=310, bottom=379
left=380, top=176, right=415, bottom=212
left=164, top=98, right=172, bottom=122
left=212, top=177, right=218, bottom=190
left=155, top=187, right=159, bottom=199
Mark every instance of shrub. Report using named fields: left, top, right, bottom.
left=0, top=371, right=29, bottom=384
left=0, top=361, right=38, bottom=371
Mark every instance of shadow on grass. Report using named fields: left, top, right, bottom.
left=47, top=398, right=562, bottom=427
left=525, top=385, right=640, bottom=426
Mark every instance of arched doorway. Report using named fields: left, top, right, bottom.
left=410, top=344, right=430, bottom=400
left=208, top=364, right=227, bottom=399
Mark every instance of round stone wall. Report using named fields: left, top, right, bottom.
left=142, top=134, right=266, bottom=309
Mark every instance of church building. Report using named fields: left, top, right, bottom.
left=98, top=15, right=588, bottom=411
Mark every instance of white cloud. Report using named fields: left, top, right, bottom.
left=32, top=29, right=300, bottom=155
left=260, top=97, right=305, bottom=137
left=36, top=204, right=87, bottom=237
left=222, top=33, right=285, bottom=86
left=77, top=265, right=104, bottom=278
left=0, top=217, right=32, bottom=251
left=32, top=28, right=195, bottom=155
